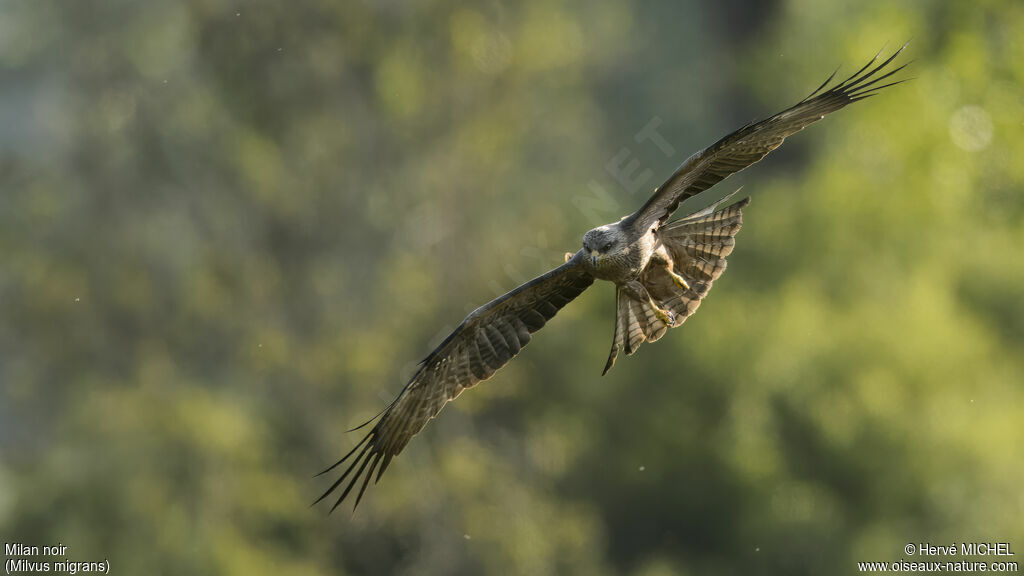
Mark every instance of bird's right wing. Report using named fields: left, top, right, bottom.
left=628, top=45, right=909, bottom=231
left=315, top=252, right=594, bottom=512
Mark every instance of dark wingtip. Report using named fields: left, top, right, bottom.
left=346, top=404, right=392, bottom=433
left=312, top=427, right=387, bottom=515
left=602, top=339, right=620, bottom=376
left=601, top=358, right=614, bottom=376
left=848, top=77, right=914, bottom=102
left=352, top=453, right=382, bottom=511
left=328, top=446, right=375, bottom=514
left=823, top=43, right=909, bottom=101
left=314, top=431, right=371, bottom=478
left=799, top=65, right=841, bottom=104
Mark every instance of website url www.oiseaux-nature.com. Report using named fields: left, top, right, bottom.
left=858, top=560, right=1018, bottom=572
left=858, top=542, right=1017, bottom=572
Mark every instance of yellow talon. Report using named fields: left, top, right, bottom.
left=669, top=269, right=691, bottom=291
left=649, top=300, right=674, bottom=325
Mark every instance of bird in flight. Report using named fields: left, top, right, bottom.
left=317, top=46, right=908, bottom=512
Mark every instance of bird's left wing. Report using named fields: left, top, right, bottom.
left=629, top=45, right=908, bottom=231
left=316, top=252, right=594, bottom=512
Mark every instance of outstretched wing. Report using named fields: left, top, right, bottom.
left=316, top=253, right=595, bottom=512
left=629, top=45, right=909, bottom=231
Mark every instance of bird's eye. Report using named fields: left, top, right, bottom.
left=602, top=242, right=613, bottom=252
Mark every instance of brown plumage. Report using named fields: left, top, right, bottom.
left=317, top=46, right=908, bottom=513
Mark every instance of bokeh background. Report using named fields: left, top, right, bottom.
left=2, top=0, right=1022, bottom=574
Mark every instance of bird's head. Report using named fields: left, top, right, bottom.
left=582, top=226, right=621, bottom=267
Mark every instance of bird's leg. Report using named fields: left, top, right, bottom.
left=620, top=280, right=675, bottom=326
left=652, top=246, right=691, bottom=293
left=652, top=251, right=692, bottom=292
left=652, top=304, right=674, bottom=326
left=668, top=267, right=691, bottom=292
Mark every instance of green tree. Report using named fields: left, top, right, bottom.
left=1, top=1, right=1020, bottom=574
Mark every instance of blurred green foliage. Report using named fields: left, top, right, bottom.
left=1, top=0, right=1022, bottom=574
